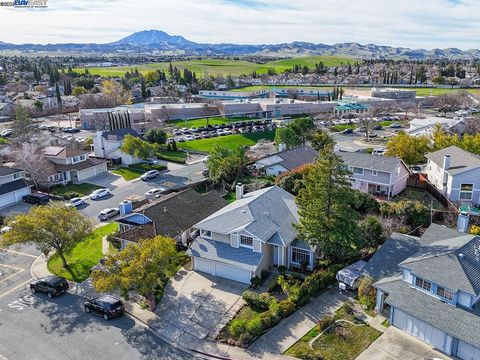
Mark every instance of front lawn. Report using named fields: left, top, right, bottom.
left=156, top=149, right=187, bottom=163
left=51, top=183, right=102, bottom=199
left=178, top=131, right=275, bottom=152
left=47, top=223, right=117, bottom=282
left=112, top=167, right=144, bottom=181
left=286, top=302, right=382, bottom=360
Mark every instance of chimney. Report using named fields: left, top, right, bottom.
left=278, top=143, right=287, bottom=152
left=236, top=183, right=244, bottom=200
left=443, top=155, right=451, bottom=170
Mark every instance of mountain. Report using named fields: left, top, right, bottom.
left=0, top=30, right=479, bottom=60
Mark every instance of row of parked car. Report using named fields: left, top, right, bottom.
left=30, top=275, right=124, bottom=320
left=38, top=125, right=81, bottom=133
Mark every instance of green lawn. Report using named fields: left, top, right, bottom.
left=168, top=116, right=252, bottom=129
left=74, top=56, right=355, bottom=77
left=112, top=167, right=144, bottom=181
left=178, top=131, right=275, bottom=152
left=286, top=304, right=381, bottom=360
left=51, top=183, right=102, bottom=198
left=231, top=85, right=335, bottom=92
left=156, top=149, right=187, bottom=163
left=47, top=223, right=117, bottom=283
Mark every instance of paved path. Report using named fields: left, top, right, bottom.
left=249, top=287, right=352, bottom=354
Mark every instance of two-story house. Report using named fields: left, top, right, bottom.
left=114, top=189, right=228, bottom=249
left=186, top=185, right=316, bottom=284
left=0, top=166, right=32, bottom=208
left=372, top=224, right=480, bottom=360
left=93, top=128, right=142, bottom=166
left=254, top=145, right=318, bottom=176
left=338, top=151, right=410, bottom=199
left=43, top=146, right=108, bottom=185
left=425, top=145, right=480, bottom=206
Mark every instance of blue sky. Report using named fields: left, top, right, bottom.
left=0, top=0, right=479, bottom=49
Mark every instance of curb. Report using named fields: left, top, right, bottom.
left=29, top=254, right=44, bottom=280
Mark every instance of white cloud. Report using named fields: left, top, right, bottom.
left=0, top=0, right=479, bottom=49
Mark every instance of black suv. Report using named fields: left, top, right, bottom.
left=23, top=193, right=50, bottom=205
left=30, top=276, right=69, bottom=298
left=84, top=295, right=125, bottom=320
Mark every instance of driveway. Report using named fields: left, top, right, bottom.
left=356, top=327, right=451, bottom=360
left=153, top=269, right=247, bottom=341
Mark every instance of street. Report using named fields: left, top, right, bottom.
left=0, top=244, right=195, bottom=360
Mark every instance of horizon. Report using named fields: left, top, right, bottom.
left=0, top=0, right=479, bottom=50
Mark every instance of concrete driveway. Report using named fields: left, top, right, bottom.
left=356, top=327, right=451, bottom=360
left=153, top=269, right=247, bottom=341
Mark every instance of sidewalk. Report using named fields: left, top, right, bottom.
left=249, top=287, right=353, bottom=354
left=30, top=254, right=295, bottom=360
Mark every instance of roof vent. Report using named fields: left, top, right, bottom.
left=458, top=253, right=465, bottom=258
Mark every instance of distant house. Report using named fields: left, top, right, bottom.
left=42, top=146, right=108, bottom=185
left=0, top=166, right=32, bottom=208
left=338, top=151, right=410, bottom=199
left=187, top=185, right=316, bottom=284
left=425, top=145, right=480, bottom=205
left=93, top=128, right=142, bottom=165
left=369, top=224, right=480, bottom=360
left=254, top=145, right=318, bottom=176
left=115, top=189, right=228, bottom=249
left=0, top=102, right=14, bottom=119
left=406, top=116, right=464, bottom=137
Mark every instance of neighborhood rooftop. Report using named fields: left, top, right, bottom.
left=426, top=145, right=480, bottom=175
left=337, top=151, right=404, bottom=173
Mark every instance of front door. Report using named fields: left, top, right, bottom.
left=273, top=245, right=279, bottom=266
left=70, top=170, right=78, bottom=183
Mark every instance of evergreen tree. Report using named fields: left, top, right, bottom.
left=55, top=82, right=62, bottom=107
left=141, top=78, right=147, bottom=99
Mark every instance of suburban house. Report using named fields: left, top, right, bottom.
left=43, top=146, right=108, bottom=185
left=338, top=151, right=410, bottom=199
left=93, top=128, right=142, bottom=165
left=187, top=185, right=316, bottom=284
left=369, top=224, right=480, bottom=360
left=0, top=166, right=32, bottom=208
left=115, top=189, right=228, bottom=249
left=254, top=145, right=318, bottom=176
left=406, top=116, right=465, bottom=137
left=425, top=145, right=480, bottom=205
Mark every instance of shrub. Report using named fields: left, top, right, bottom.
left=351, top=191, right=380, bottom=214
left=360, top=215, right=385, bottom=248
left=246, top=316, right=263, bottom=337
left=229, top=318, right=247, bottom=338
left=242, top=290, right=274, bottom=311
left=278, top=266, right=287, bottom=275
left=260, top=269, right=269, bottom=280
left=381, top=200, right=429, bottom=228
left=250, top=276, right=262, bottom=288
left=317, top=315, right=335, bottom=331
left=358, top=277, right=376, bottom=310
left=470, top=225, right=480, bottom=235
left=276, top=299, right=296, bottom=318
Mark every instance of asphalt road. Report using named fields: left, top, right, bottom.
left=0, top=244, right=195, bottom=360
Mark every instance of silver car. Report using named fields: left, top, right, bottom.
left=98, top=208, right=120, bottom=221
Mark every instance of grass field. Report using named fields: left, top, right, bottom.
left=74, top=56, right=354, bottom=77
left=51, top=183, right=102, bottom=198
left=178, top=131, right=275, bottom=152
left=112, top=167, right=144, bottom=181
left=47, top=223, right=117, bottom=282
left=169, top=116, right=249, bottom=129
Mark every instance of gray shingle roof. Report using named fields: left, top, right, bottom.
left=195, top=186, right=299, bottom=245
left=0, top=166, right=22, bottom=177
left=376, top=278, right=480, bottom=349
left=0, top=178, right=31, bottom=196
left=290, top=238, right=316, bottom=251
left=186, top=237, right=263, bottom=270
left=425, top=145, right=480, bottom=176
left=337, top=151, right=404, bottom=173
left=418, top=223, right=466, bottom=245
left=102, top=128, right=140, bottom=141
left=276, top=145, right=318, bottom=171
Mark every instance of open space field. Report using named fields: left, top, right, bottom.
left=47, top=222, right=117, bottom=282
left=178, top=130, right=275, bottom=152
left=74, top=56, right=354, bottom=77
left=169, top=116, right=250, bottom=129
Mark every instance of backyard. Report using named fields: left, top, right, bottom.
left=178, top=130, right=275, bottom=152
left=51, top=183, right=102, bottom=199
left=47, top=223, right=117, bottom=283
left=394, top=188, right=445, bottom=210
left=286, top=302, right=382, bottom=360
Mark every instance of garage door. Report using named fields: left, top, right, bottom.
left=392, top=308, right=447, bottom=353
left=194, top=258, right=214, bottom=275
left=216, top=262, right=251, bottom=284
left=15, top=187, right=31, bottom=200
left=0, top=192, right=16, bottom=208
left=457, top=340, right=480, bottom=360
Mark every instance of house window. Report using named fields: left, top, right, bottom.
left=436, top=286, right=454, bottom=301
left=72, top=156, right=80, bottom=164
left=372, top=170, right=378, bottom=176
left=459, top=184, right=473, bottom=200
left=240, top=235, right=253, bottom=248
left=200, top=229, right=211, bottom=238
left=415, top=277, right=431, bottom=291
left=291, top=248, right=310, bottom=265
left=13, top=172, right=21, bottom=180
left=353, top=167, right=364, bottom=175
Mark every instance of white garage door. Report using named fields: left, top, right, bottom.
left=16, top=187, right=31, bottom=199
left=0, top=192, right=16, bottom=208
left=457, top=340, right=480, bottom=360
left=215, top=262, right=251, bottom=284
left=194, top=258, right=214, bottom=275
left=392, top=308, right=447, bottom=353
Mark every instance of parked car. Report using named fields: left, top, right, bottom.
left=194, top=134, right=202, bottom=140
left=23, top=193, right=50, bottom=205
left=98, top=208, right=120, bottom=221
left=341, top=128, right=353, bottom=134
left=373, top=125, right=383, bottom=130
left=89, top=188, right=110, bottom=200
left=30, top=276, right=69, bottom=298
left=84, top=295, right=125, bottom=320
left=372, top=148, right=386, bottom=156
left=146, top=158, right=159, bottom=165
left=0, top=129, right=13, bottom=137
left=0, top=225, right=12, bottom=233
left=356, top=126, right=367, bottom=133
left=184, top=135, right=194, bottom=141
left=365, top=133, right=378, bottom=138
left=66, top=197, right=85, bottom=207
left=389, top=123, right=403, bottom=129
left=144, top=187, right=168, bottom=198
left=140, top=170, right=160, bottom=181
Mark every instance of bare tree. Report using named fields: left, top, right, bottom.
left=14, top=143, right=53, bottom=189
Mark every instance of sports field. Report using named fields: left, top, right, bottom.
left=74, top=56, right=354, bottom=77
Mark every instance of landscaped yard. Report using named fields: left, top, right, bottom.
left=286, top=302, right=382, bottom=360
left=156, top=149, right=187, bottom=163
left=178, top=131, right=275, bottom=152
left=47, top=222, right=117, bottom=283
left=51, top=183, right=102, bottom=199
left=112, top=163, right=167, bottom=181
left=394, top=188, right=445, bottom=210
left=169, top=116, right=250, bottom=129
